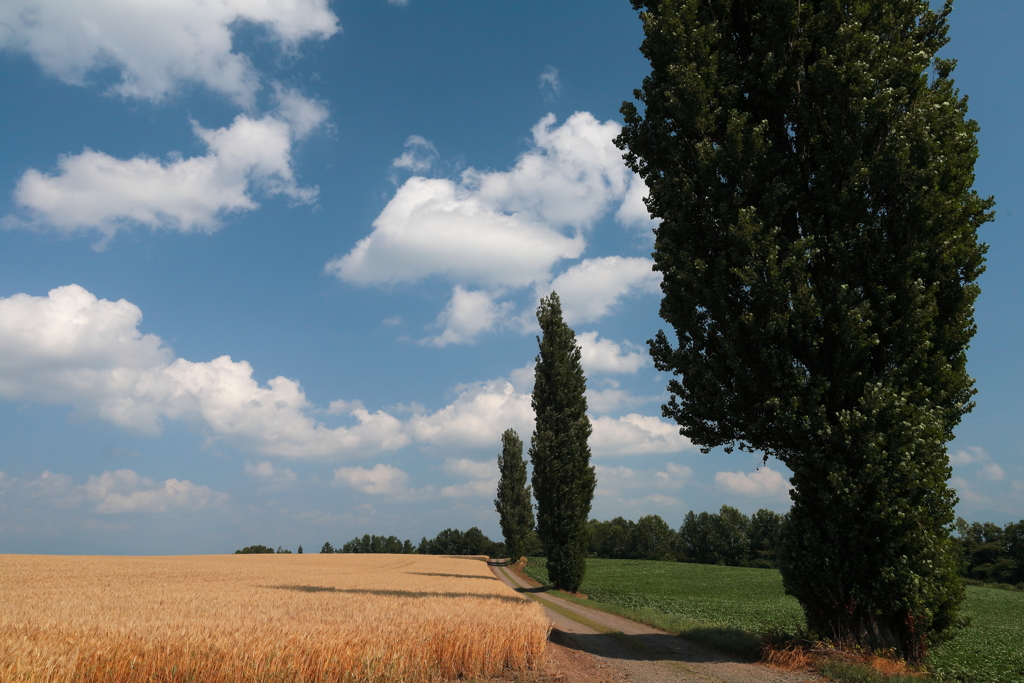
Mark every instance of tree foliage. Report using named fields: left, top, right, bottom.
left=530, top=292, right=596, bottom=593
left=618, top=0, right=992, bottom=660
left=341, top=534, right=415, bottom=554
left=955, top=518, right=1024, bottom=585
left=234, top=545, right=275, bottom=554
left=495, top=428, right=535, bottom=561
left=417, top=527, right=505, bottom=557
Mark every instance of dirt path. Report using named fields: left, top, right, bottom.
left=489, top=561, right=822, bottom=683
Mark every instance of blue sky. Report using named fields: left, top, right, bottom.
left=0, top=1, right=1020, bottom=555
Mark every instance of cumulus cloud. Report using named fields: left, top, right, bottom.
left=715, top=467, right=792, bottom=497
left=615, top=174, right=659, bottom=229
left=655, top=462, right=692, bottom=487
left=0, top=0, right=339, bottom=106
left=0, top=285, right=409, bottom=458
left=245, top=461, right=297, bottom=484
left=587, top=386, right=656, bottom=414
left=333, top=464, right=410, bottom=496
left=8, top=93, right=327, bottom=241
left=326, top=175, right=585, bottom=288
left=327, top=112, right=634, bottom=289
left=577, top=331, right=648, bottom=374
left=422, top=287, right=514, bottom=347
left=405, top=379, right=535, bottom=449
left=441, top=459, right=498, bottom=498
left=949, top=446, right=1006, bottom=481
left=0, top=285, right=690, bottom=462
left=538, top=66, right=561, bottom=100
left=590, top=414, right=693, bottom=456
left=545, top=257, right=660, bottom=325
left=391, top=135, right=438, bottom=174
left=17, top=468, right=226, bottom=514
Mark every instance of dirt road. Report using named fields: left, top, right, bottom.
left=490, top=561, right=821, bottom=683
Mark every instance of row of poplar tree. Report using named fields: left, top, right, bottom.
left=500, top=0, right=992, bottom=663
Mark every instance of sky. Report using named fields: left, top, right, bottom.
left=0, top=1, right=1020, bottom=556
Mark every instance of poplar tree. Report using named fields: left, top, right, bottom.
left=494, top=428, right=535, bottom=561
left=617, top=0, right=992, bottom=660
left=530, top=292, right=596, bottom=593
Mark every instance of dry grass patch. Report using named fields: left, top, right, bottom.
left=0, top=553, right=549, bottom=682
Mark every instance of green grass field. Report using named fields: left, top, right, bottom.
left=523, top=557, right=1024, bottom=683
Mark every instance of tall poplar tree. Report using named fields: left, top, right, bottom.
left=530, top=292, right=595, bottom=593
left=494, top=428, right=535, bottom=561
left=617, top=0, right=992, bottom=660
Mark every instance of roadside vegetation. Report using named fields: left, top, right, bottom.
left=524, top=557, right=1024, bottom=683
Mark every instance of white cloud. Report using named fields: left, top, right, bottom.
left=590, top=413, right=693, bottom=456
left=422, top=287, right=514, bottom=347
left=333, top=464, right=410, bottom=496
left=391, top=135, right=438, bottom=174
left=577, top=331, right=648, bottom=374
left=0, top=285, right=692, bottom=463
left=615, top=174, right=659, bottom=229
left=16, top=468, right=226, bottom=514
left=644, top=493, right=681, bottom=506
left=326, top=175, right=585, bottom=288
left=327, top=112, right=636, bottom=289
left=950, top=446, right=1006, bottom=481
left=655, top=462, right=692, bottom=487
left=595, top=465, right=638, bottom=481
left=538, top=66, right=561, bottom=100
left=0, top=0, right=339, bottom=106
left=545, top=257, right=660, bottom=325
left=715, top=467, right=792, bottom=497
left=950, top=475, right=992, bottom=507
left=587, top=387, right=655, bottom=414
left=84, top=469, right=227, bottom=513
left=0, top=285, right=409, bottom=458
left=8, top=95, right=326, bottom=241
left=444, top=458, right=496, bottom=481
left=245, top=461, right=297, bottom=484
left=405, top=379, right=535, bottom=450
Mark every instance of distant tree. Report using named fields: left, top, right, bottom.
left=297, top=545, right=303, bottom=554
left=340, top=534, right=414, bottom=554
left=320, top=542, right=335, bottom=554
left=748, top=509, right=784, bottom=568
left=678, top=511, right=717, bottom=565
left=588, top=518, right=634, bottom=559
left=618, top=0, right=989, bottom=659
left=530, top=292, right=596, bottom=593
left=235, top=545, right=275, bottom=554
left=276, top=546, right=293, bottom=554
left=495, top=428, right=535, bottom=561
left=417, top=527, right=505, bottom=557
left=712, top=505, right=750, bottom=567
left=631, top=514, right=676, bottom=561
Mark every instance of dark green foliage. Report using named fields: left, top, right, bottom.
left=340, top=534, right=416, bottom=554
left=417, top=527, right=505, bottom=557
left=495, top=428, right=535, bottom=560
left=631, top=514, right=676, bottom=561
left=955, top=518, right=1024, bottom=585
left=530, top=292, right=596, bottom=593
left=234, top=544, right=275, bottom=554
left=320, top=542, right=335, bottom=554
left=276, top=546, right=292, bottom=554
left=297, top=545, right=303, bottom=554
left=588, top=517, right=635, bottom=559
left=747, top=509, right=783, bottom=568
left=678, top=506, right=752, bottom=566
left=618, top=0, right=991, bottom=660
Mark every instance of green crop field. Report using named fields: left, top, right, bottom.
left=523, top=557, right=1024, bottom=683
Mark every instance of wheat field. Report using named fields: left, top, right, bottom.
left=0, top=553, right=549, bottom=683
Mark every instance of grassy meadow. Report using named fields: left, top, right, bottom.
left=0, top=553, right=548, bottom=683
left=524, top=557, right=1024, bottom=683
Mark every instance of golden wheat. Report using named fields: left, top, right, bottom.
left=0, top=553, right=549, bottom=682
